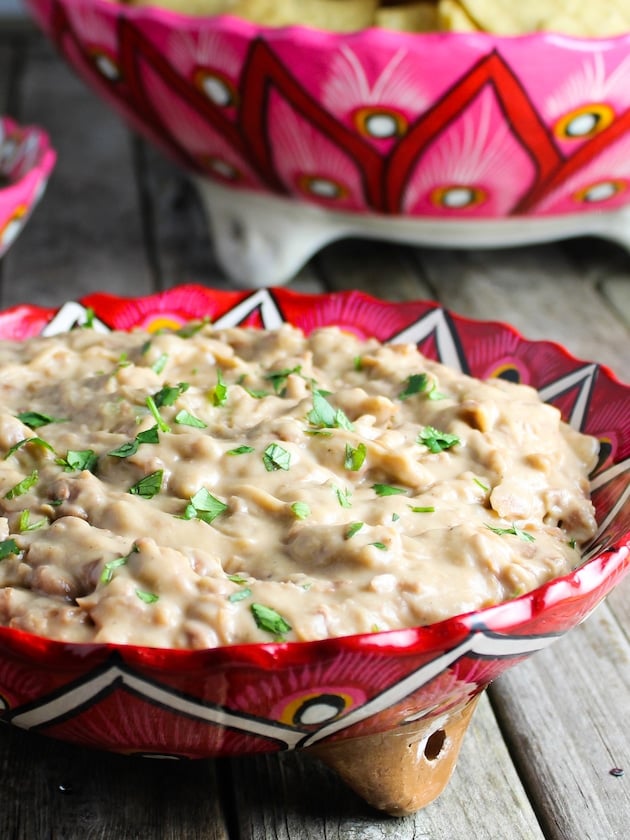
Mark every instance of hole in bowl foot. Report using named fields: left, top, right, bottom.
left=424, top=728, right=446, bottom=761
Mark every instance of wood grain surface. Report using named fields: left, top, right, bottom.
left=0, top=21, right=629, bottom=840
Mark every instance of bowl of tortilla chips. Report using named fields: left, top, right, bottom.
left=25, top=0, right=630, bottom=284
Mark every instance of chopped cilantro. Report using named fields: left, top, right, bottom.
left=373, top=484, right=406, bottom=497
left=5, top=437, right=56, bottom=459
left=128, top=470, right=163, bottom=499
left=290, top=501, right=311, bottom=520
left=146, top=395, right=171, bottom=434
left=227, top=445, right=255, bottom=456
left=250, top=603, right=292, bottom=639
left=0, top=538, right=19, bottom=560
left=228, top=573, right=249, bottom=584
left=418, top=426, right=461, bottom=454
left=399, top=373, right=444, bottom=401
left=182, top=487, right=228, bottom=524
left=152, top=382, right=189, bottom=407
left=151, top=353, right=169, bottom=374
left=263, top=443, right=291, bottom=472
left=100, top=551, right=134, bottom=584
left=485, top=523, right=535, bottom=543
left=56, top=449, right=98, bottom=473
left=4, top=470, right=38, bottom=499
left=307, top=389, right=354, bottom=431
left=209, top=370, right=228, bottom=407
left=344, top=442, right=367, bottom=471
left=345, top=522, right=364, bottom=539
left=18, top=510, right=47, bottom=531
left=370, top=542, right=388, bottom=551
left=16, top=411, right=66, bottom=429
left=174, top=410, right=207, bottom=429
left=334, top=485, right=352, bottom=508
left=474, top=477, right=490, bottom=492
left=136, top=589, right=159, bottom=604
left=108, top=425, right=160, bottom=458
left=409, top=505, right=435, bottom=513
left=228, top=588, right=252, bottom=603
left=177, top=319, right=210, bottom=338
left=265, top=365, right=302, bottom=394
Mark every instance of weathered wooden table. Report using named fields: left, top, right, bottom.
left=1, top=13, right=630, bottom=840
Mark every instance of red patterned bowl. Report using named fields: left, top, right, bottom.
left=0, top=115, right=56, bottom=259
left=0, top=286, right=628, bottom=814
left=24, top=0, right=630, bottom=284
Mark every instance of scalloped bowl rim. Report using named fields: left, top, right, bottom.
left=0, top=285, right=627, bottom=669
left=0, top=116, right=56, bottom=191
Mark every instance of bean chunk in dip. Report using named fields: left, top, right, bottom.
left=0, top=323, right=598, bottom=648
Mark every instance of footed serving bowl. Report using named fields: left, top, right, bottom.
left=25, top=0, right=630, bottom=284
left=0, top=285, right=628, bottom=815
left=0, top=115, right=56, bottom=259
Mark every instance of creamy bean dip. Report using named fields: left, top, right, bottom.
left=0, top=323, right=598, bottom=648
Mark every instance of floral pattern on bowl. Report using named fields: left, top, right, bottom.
left=0, top=115, right=56, bottom=258
left=0, top=286, right=628, bottom=813
left=23, top=0, right=630, bottom=219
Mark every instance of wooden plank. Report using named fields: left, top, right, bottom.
left=137, top=141, right=326, bottom=295
left=490, top=601, right=630, bottom=840
left=228, top=692, right=544, bottom=839
left=414, top=242, right=630, bottom=383
left=316, top=238, right=435, bottom=300
left=2, top=36, right=154, bottom=308
left=0, top=725, right=230, bottom=839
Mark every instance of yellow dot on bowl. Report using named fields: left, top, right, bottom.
left=553, top=103, right=614, bottom=140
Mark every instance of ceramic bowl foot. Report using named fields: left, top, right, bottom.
left=308, top=694, right=481, bottom=816
left=193, top=179, right=630, bottom=287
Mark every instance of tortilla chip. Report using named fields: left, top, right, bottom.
left=436, top=0, right=479, bottom=31
left=450, top=0, right=630, bottom=36
left=375, top=2, right=439, bottom=32
left=232, top=0, right=379, bottom=30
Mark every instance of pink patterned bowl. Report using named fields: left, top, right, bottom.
left=0, top=115, right=56, bottom=259
left=23, top=0, right=630, bottom=284
left=0, top=285, right=628, bottom=815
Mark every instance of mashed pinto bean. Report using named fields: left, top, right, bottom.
left=0, top=324, right=598, bottom=648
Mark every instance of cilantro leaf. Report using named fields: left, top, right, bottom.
left=146, top=395, right=170, bottom=433
left=129, top=470, right=163, bottom=499
left=4, top=470, right=38, bottom=499
left=250, top=603, right=292, bottom=638
left=56, top=449, right=98, bottom=473
left=5, top=437, right=56, bottom=459
left=265, top=365, right=302, bottom=394
left=307, top=389, right=354, bottom=431
left=18, top=510, right=47, bottom=531
left=409, top=505, right=435, bottom=513
left=182, top=487, right=228, bottom=524
left=418, top=426, right=461, bottom=454
left=290, top=501, right=311, bottom=520
left=16, top=411, right=66, bottom=429
left=485, top=523, right=535, bottom=543
left=263, top=443, right=291, bottom=472
left=136, top=589, right=159, bottom=604
left=372, top=484, right=407, bottom=497
left=174, top=410, right=207, bottom=429
left=0, top=538, right=19, bottom=560
left=399, top=373, right=445, bottom=401
left=209, top=370, right=228, bottom=407
left=227, top=445, right=255, bottom=456
left=228, top=588, right=252, bottom=603
left=100, top=549, right=136, bottom=584
left=345, top=522, right=364, bottom=539
left=151, top=353, right=168, bottom=374
left=152, top=382, right=189, bottom=407
left=344, top=442, right=367, bottom=471
left=334, top=485, right=352, bottom=508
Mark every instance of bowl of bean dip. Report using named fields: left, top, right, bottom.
left=0, top=286, right=628, bottom=814
left=24, top=0, right=630, bottom=285
left=0, top=115, right=56, bottom=260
